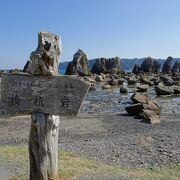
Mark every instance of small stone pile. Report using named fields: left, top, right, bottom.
left=125, top=92, right=161, bottom=124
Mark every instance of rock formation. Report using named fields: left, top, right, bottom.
left=23, top=32, right=61, bottom=75
left=91, top=57, right=122, bottom=74
left=153, top=60, right=161, bottom=74
left=141, top=57, right=155, bottom=73
left=23, top=61, right=32, bottom=73
left=65, top=49, right=90, bottom=76
left=171, top=61, right=180, bottom=73
left=132, top=64, right=142, bottom=74
left=140, top=57, right=161, bottom=74
left=162, top=56, right=173, bottom=73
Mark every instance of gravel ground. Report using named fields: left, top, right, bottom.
left=59, top=113, right=180, bottom=168
left=0, top=113, right=180, bottom=169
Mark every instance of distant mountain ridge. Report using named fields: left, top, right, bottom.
left=59, top=58, right=180, bottom=73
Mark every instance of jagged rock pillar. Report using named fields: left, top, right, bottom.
left=28, top=32, right=61, bottom=180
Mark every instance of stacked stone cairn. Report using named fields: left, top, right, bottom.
left=125, top=92, right=161, bottom=124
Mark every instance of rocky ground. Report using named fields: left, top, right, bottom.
left=80, top=83, right=180, bottom=114
left=0, top=76, right=180, bottom=179
left=0, top=111, right=180, bottom=169
left=60, top=113, right=180, bottom=168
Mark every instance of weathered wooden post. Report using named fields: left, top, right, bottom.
left=28, top=32, right=61, bottom=180
left=0, top=32, right=90, bottom=180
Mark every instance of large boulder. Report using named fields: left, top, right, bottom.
left=91, top=57, right=122, bottom=74
left=136, top=84, right=149, bottom=92
left=160, top=75, right=177, bottom=86
left=125, top=101, right=161, bottom=116
left=65, top=49, right=90, bottom=76
left=155, top=85, right=174, bottom=95
left=162, top=56, right=173, bottom=73
left=140, top=76, right=150, bottom=84
left=145, top=101, right=161, bottom=115
left=131, top=92, right=149, bottom=104
left=171, top=61, right=180, bottom=73
left=142, top=110, right=161, bottom=124
left=125, top=103, right=145, bottom=116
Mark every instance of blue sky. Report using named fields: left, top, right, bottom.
left=0, top=0, right=180, bottom=69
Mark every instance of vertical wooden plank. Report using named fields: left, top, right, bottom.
left=29, top=32, right=61, bottom=180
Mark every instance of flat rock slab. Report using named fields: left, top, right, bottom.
left=0, top=74, right=90, bottom=117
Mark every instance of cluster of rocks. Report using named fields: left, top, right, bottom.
left=125, top=92, right=161, bottom=124
left=161, top=56, right=180, bottom=74
left=132, top=57, right=161, bottom=74
left=65, top=49, right=122, bottom=76
left=80, top=73, right=125, bottom=92
left=121, top=70, right=180, bottom=96
left=80, top=63, right=180, bottom=100
left=162, top=56, right=180, bottom=74
left=153, top=75, right=180, bottom=95
left=91, top=57, right=122, bottom=74
left=125, top=74, right=160, bottom=86
left=132, top=56, right=180, bottom=74
left=22, top=45, right=180, bottom=118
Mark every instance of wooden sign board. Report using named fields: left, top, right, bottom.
left=0, top=74, right=90, bottom=117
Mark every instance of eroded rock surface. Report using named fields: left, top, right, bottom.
left=171, top=61, right=180, bottom=73
left=65, top=49, right=90, bottom=76
left=24, top=32, right=61, bottom=76
left=162, top=56, right=173, bottom=74
left=91, top=57, right=122, bottom=74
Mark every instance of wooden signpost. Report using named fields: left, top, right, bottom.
left=0, top=74, right=89, bottom=116
left=0, top=32, right=90, bottom=180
